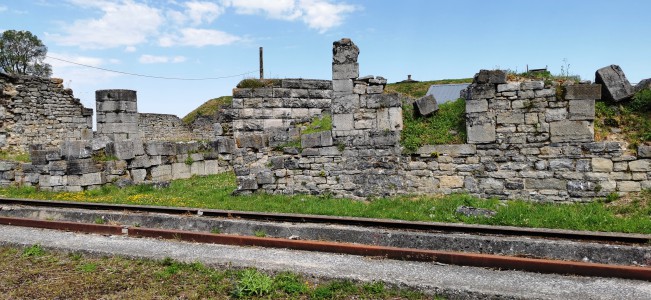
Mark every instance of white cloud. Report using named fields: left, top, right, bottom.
left=139, top=54, right=187, bottom=64
left=124, top=46, right=137, bottom=52
left=185, top=1, right=224, bottom=25
left=225, top=0, right=301, bottom=20
left=299, top=0, right=356, bottom=33
left=50, top=0, right=164, bottom=49
left=224, top=0, right=357, bottom=33
left=160, top=28, right=241, bottom=47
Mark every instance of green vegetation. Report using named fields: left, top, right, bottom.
left=236, top=78, right=281, bottom=89
left=182, top=96, right=233, bottom=125
left=595, top=89, right=651, bottom=148
left=1, top=173, right=651, bottom=233
left=385, top=79, right=472, bottom=99
left=302, top=114, right=332, bottom=134
left=0, top=246, right=429, bottom=299
left=0, top=150, right=31, bottom=162
left=401, top=98, right=467, bottom=153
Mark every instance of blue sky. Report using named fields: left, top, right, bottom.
left=1, top=0, right=650, bottom=119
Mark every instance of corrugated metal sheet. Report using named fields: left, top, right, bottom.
left=426, top=83, right=470, bottom=103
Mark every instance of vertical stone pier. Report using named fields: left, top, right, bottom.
left=331, top=38, right=402, bottom=147
left=95, top=89, right=140, bottom=141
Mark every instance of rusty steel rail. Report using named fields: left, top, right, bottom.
left=1, top=197, right=650, bottom=244
left=1, top=215, right=650, bottom=282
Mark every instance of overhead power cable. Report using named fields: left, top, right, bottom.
left=46, top=55, right=256, bottom=81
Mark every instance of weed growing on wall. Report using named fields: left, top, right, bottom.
left=594, top=89, right=651, bottom=147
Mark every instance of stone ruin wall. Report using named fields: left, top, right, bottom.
left=0, top=73, right=93, bottom=152
left=0, top=38, right=650, bottom=201
left=139, top=113, right=197, bottom=141
left=230, top=38, right=651, bottom=202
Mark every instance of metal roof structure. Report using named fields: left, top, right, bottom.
left=425, top=83, right=470, bottom=103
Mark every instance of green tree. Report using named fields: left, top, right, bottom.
left=0, top=30, right=52, bottom=77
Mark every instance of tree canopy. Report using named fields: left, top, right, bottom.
left=0, top=30, right=52, bottom=77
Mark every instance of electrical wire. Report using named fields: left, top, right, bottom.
left=46, top=55, right=256, bottom=81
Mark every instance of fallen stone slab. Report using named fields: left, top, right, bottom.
left=595, top=65, right=634, bottom=102
left=414, top=95, right=439, bottom=116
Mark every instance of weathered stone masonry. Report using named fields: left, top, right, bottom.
left=0, top=73, right=93, bottom=152
left=231, top=38, right=651, bottom=201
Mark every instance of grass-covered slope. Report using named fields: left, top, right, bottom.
left=181, top=96, right=232, bottom=125
left=385, top=79, right=471, bottom=152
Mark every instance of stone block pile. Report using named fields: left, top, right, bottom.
left=1, top=138, right=234, bottom=191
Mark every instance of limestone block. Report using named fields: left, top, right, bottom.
left=549, top=159, right=574, bottom=171
left=617, top=181, right=641, bottom=192
left=521, top=81, right=544, bottom=90
left=496, top=112, right=524, bottom=124
left=416, top=144, right=476, bottom=156
left=353, top=83, right=367, bottom=94
left=236, top=134, right=267, bottom=149
left=525, top=178, right=567, bottom=190
left=204, top=160, right=220, bottom=175
left=629, top=159, right=651, bottom=172
left=388, top=107, right=403, bottom=130
left=496, top=82, right=520, bottom=92
left=366, top=85, right=383, bottom=94
left=263, top=119, right=283, bottom=130
left=66, top=159, right=99, bottom=175
left=439, top=176, right=464, bottom=188
left=332, top=94, right=359, bottom=114
left=172, top=163, right=191, bottom=179
left=545, top=108, right=568, bottom=122
left=130, top=169, right=147, bottom=183
left=466, top=84, right=495, bottom=100
left=564, top=84, right=601, bottom=100
left=465, top=99, right=488, bottom=113
left=333, top=63, right=359, bottom=80
left=637, top=145, right=651, bottom=158
left=332, top=38, right=359, bottom=63
left=333, top=79, right=353, bottom=94
left=376, top=108, right=390, bottom=130
left=568, top=99, right=595, bottom=120
left=145, top=141, right=177, bottom=156
left=535, top=89, right=556, bottom=98
left=113, top=140, right=136, bottom=160
left=333, top=114, right=354, bottom=131
left=78, top=172, right=103, bottom=186
left=214, top=137, right=236, bottom=154
left=256, top=171, right=274, bottom=185
left=190, top=161, right=206, bottom=176
left=414, top=95, right=438, bottom=116
left=61, top=140, right=92, bottom=159
left=473, top=70, right=506, bottom=84
left=549, top=120, right=593, bottom=143
left=238, top=176, right=258, bottom=190
left=518, top=90, right=535, bottom=99
left=466, top=114, right=496, bottom=144
left=595, top=65, right=634, bottom=102
left=364, top=93, right=401, bottom=108
left=151, top=165, right=172, bottom=181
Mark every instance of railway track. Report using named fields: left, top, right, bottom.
left=1, top=197, right=650, bottom=281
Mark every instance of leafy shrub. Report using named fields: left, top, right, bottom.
left=232, top=268, right=273, bottom=297
left=630, top=89, right=651, bottom=112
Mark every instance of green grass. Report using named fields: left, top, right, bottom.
left=0, top=150, right=30, bottom=162
left=302, top=114, right=332, bottom=134
left=0, top=246, right=429, bottom=299
left=182, top=96, right=233, bottom=125
left=1, top=173, right=651, bottom=233
left=401, top=98, right=467, bottom=153
left=236, top=78, right=281, bottom=88
left=594, top=89, right=651, bottom=148
left=385, top=79, right=473, bottom=99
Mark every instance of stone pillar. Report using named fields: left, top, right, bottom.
left=95, top=89, right=140, bottom=141
left=331, top=38, right=360, bottom=135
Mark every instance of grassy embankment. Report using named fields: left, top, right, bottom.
left=0, top=245, right=431, bottom=299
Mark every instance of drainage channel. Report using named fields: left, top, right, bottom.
left=0, top=215, right=650, bottom=282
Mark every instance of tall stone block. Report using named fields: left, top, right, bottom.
left=595, top=65, right=634, bottom=102
left=96, top=89, right=140, bottom=141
